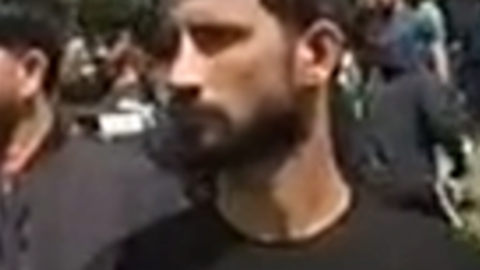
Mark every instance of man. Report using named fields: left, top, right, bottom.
left=348, top=0, right=467, bottom=220
left=437, top=0, right=480, bottom=247
left=90, top=0, right=480, bottom=269
left=349, top=69, right=467, bottom=219
left=362, top=0, right=451, bottom=84
left=411, top=0, right=451, bottom=84
left=0, top=2, right=187, bottom=270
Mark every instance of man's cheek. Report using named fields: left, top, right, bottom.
left=211, top=45, right=263, bottom=85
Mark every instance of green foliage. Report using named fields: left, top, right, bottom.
left=77, top=0, right=142, bottom=36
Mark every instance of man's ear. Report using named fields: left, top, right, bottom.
left=17, top=49, right=48, bottom=99
left=294, top=19, right=344, bottom=89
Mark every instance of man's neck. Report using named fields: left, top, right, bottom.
left=216, top=97, right=352, bottom=243
left=2, top=97, right=54, bottom=178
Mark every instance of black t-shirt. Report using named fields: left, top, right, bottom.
left=108, top=192, right=480, bottom=270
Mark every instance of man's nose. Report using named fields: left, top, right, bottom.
left=167, top=35, right=205, bottom=104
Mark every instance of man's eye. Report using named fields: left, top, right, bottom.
left=191, top=26, right=247, bottom=54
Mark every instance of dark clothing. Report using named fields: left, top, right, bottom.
left=1, top=135, right=187, bottom=270
left=330, top=84, right=364, bottom=184
left=92, top=191, right=480, bottom=270
left=362, top=7, right=426, bottom=75
left=445, top=0, right=480, bottom=121
left=440, top=0, right=479, bottom=45
left=378, top=8, right=423, bottom=72
left=350, top=72, right=465, bottom=215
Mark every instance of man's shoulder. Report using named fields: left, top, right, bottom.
left=48, top=135, right=176, bottom=188
left=123, top=203, right=215, bottom=248
left=66, top=135, right=187, bottom=200
left=98, top=204, right=215, bottom=270
left=353, top=200, right=480, bottom=269
left=90, top=199, right=480, bottom=270
left=395, top=215, right=480, bottom=269
left=56, top=136, right=151, bottom=172
left=27, top=136, right=188, bottom=270
left=38, top=135, right=188, bottom=225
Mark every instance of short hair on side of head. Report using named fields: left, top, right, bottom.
left=261, top=0, right=356, bottom=45
left=130, top=0, right=179, bottom=59
left=0, top=1, right=65, bottom=93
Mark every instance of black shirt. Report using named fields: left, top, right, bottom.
left=347, top=72, right=465, bottom=201
left=106, top=192, right=480, bottom=270
left=4, top=135, right=188, bottom=270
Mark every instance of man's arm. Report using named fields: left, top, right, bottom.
left=431, top=40, right=451, bottom=84
left=418, top=2, right=451, bottom=84
left=418, top=75, right=467, bottom=178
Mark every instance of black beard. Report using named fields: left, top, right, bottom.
left=147, top=93, right=314, bottom=181
left=0, top=103, right=20, bottom=162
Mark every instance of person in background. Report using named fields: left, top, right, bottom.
left=410, top=0, right=451, bottom=84
left=443, top=0, right=480, bottom=124
left=358, top=0, right=451, bottom=84
left=58, top=31, right=159, bottom=144
left=88, top=0, right=480, bottom=269
left=0, top=2, right=187, bottom=270
left=340, top=0, right=468, bottom=220
left=437, top=0, right=480, bottom=246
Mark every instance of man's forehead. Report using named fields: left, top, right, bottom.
left=171, top=0, right=270, bottom=25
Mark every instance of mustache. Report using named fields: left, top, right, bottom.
left=0, top=106, right=19, bottom=161
left=169, top=102, right=229, bottom=135
left=148, top=102, right=231, bottom=171
left=150, top=85, right=315, bottom=173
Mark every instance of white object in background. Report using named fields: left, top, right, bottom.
left=436, top=178, right=465, bottom=229
left=117, top=98, right=156, bottom=128
left=98, top=113, right=146, bottom=140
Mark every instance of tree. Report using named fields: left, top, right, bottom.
left=77, top=0, right=145, bottom=37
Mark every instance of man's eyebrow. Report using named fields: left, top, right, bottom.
left=174, top=9, right=254, bottom=28
left=186, top=21, right=251, bottom=35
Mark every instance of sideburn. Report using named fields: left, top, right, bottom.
left=0, top=102, right=21, bottom=163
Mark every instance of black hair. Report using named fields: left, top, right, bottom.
left=0, top=1, right=65, bottom=92
left=131, top=0, right=354, bottom=56
left=261, top=0, right=352, bottom=33
left=130, top=0, right=178, bottom=58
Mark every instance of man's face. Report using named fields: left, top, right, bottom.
left=152, top=0, right=339, bottom=171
